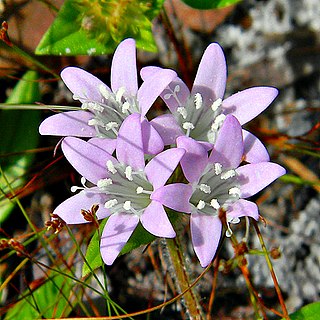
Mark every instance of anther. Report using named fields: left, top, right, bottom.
left=123, top=201, right=131, bottom=210
left=97, top=178, right=113, bottom=189
left=121, top=101, right=130, bottom=113
left=229, top=187, right=241, bottom=197
left=99, top=84, right=111, bottom=100
left=214, top=163, right=223, bottom=175
left=194, top=93, right=203, bottom=110
left=106, top=160, right=117, bottom=174
left=136, top=186, right=144, bottom=194
left=221, top=170, right=236, bottom=180
left=116, top=87, right=126, bottom=103
left=211, top=98, right=222, bottom=112
left=105, top=199, right=118, bottom=208
left=199, top=183, right=211, bottom=194
left=197, top=200, right=206, bottom=210
left=105, top=122, right=119, bottom=131
left=177, top=107, right=188, bottom=119
left=125, top=166, right=133, bottom=181
left=210, top=199, right=220, bottom=210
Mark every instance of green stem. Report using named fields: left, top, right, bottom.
left=165, top=234, right=205, bottom=319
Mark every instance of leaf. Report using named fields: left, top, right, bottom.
left=281, top=302, right=320, bottom=320
left=35, top=0, right=165, bottom=56
left=181, top=0, right=241, bottom=10
left=0, top=71, right=41, bottom=223
left=82, top=218, right=155, bottom=277
left=4, top=272, right=74, bottom=319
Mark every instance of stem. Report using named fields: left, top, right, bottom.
left=164, top=234, right=205, bottom=319
left=252, top=221, right=289, bottom=319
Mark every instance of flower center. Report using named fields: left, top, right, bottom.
left=190, top=162, right=240, bottom=223
left=74, top=85, right=139, bottom=139
left=163, top=85, right=225, bottom=143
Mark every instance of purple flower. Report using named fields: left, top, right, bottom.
left=52, top=113, right=191, bottom=265
left=159, top=115, right=286, bottom=267
left=141, top=43, right=278, bottom=163
left=39, top=38, right=177, bottom=155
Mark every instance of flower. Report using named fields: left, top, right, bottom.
left=157, top=115, right=286, bottom=267
left=141, top=42, right=278, bottom=163
left=39, top=38, right=177, bottom=155
left=52, top=113, right=191, bottom=265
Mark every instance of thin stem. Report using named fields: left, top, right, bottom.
left=252, top=221, right=289, bottom=319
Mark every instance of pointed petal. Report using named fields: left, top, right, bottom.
left=191, top=213, right=222, bottom=267
left=140, top=201, right=175, bottom=238
left=145, top=148, right=185, bottom=189
left=227, top=199, right=259, bottom=221
left=151, top=184, right=192, bottom=213
left=88, top=137, right=116, bottom=155
left=192, top=43, right=227, bottom=101
left=39, top=111, right=96, bottom=137
left=222, top=87, right=278, bottom=125
left=138, top=69, right=177, bottom=117
left=236, top=162, right=286, bottom=198
left=61, top=67, right=109, bottom=102
left=62, top=137, right=115, bottom=184
left=242, top=130, right=270, bottom=163
left=100, top=212, right=139, bottom=265
left=140, top=66, right=190, bottom=113
left=176, top=136, right=208, bottom=183
left=111, top=38, right=138, bottom=96
left=116, top=113, right=145, bottom=170
left=53, top=190, right=109, bottom=224
left=141, top=119, right=164, bottom=154
left=209, top=115, right=243, bottom=169
left=150, top=114, right=184, bottom=145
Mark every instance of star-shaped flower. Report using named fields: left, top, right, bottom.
left=39, top=38, right=177, bottom=155
left=156, top=115, right=286, bottom=267
left=52, top=113, right=191, bottom=265
left=141, top=42, right=278, bottom=163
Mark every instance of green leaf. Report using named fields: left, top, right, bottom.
left=181, top=0, right=241, bottom=10
left=82, top=218, right=155, bottom=277
left=4, top=272, right=74, bottom=319
left=35, top=0, right=165, bottom=56
left=282, top=302, right=320, bottom=320
left=0, top=71, right=41, bottom=223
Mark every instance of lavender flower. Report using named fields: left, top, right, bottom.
left=157, top=115, right=286, bottom=267
left=141, top=43, right=278, bottom=163
left=52, top=113, right=191, bottom=265
left=39, top=38, right=177, bottom=154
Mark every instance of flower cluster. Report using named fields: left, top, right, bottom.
left=41, top=39, right=285, bottom=267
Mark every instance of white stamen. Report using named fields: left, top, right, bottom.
left=197, top=200, right=206, bottom=210
left=99, top=84, right=111, bottom=100
left=229, top=187, right=241, bottom=197
left=177, top=107, right=188, bottom=119
left=106, top=160, right=117, bottom=174
left=105, top=122, right=119, bottom=131
left=211, top=98, right=222, bottom=112
left=182, top=122, right=195, bottom=130
left=226, top=228, right=233, bottom=237
left=71, top=186, right=83, bottom=192
left=125, top=166, right=133, bottom=181
left=194, top=93, right=203, bottom=109
left=210, top=199, right=220, bottom=210
left=221, top=170, right=236, bottom=180
left=228, top=216, right=240, bottom=224
left=121, top=101, right=130, bottom=113
left=81, top=177, right=87, bottom=186
left=116, top=87, right=126, bottom=103
left=97, top=178, right=113, bottom=189
left=123, top=201, right=131, bottom=210
left=199, top=183, right=211, bottom=194
left=136, top=186, right=144, bottom=194
left=174, top=85, right=180, bottom=93
left=214, top=163, right=223, bottom=175
left=164, top=93, right=172, bottom=100
left=105, top=199, right=118, bottom=208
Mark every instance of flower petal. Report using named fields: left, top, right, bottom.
left=150, top=114, right=184, bottom=145
left=138, top=69, right=177, bottom=117
left=141, top=119, right=164, bottom=154
left=111, top=38, right=138, bottom=96
left=151, top=183, right=192, bottom=213
left=190, top=213, right=222, bottom=267
left=116, top=113, right=145, bottom=170
left=192, top=43, right=227, bottom=101
left=227, top=199, right=259, bottom=221
left=209, top=115, right=243, bottom=169
left=62, top=137, right=115, bottom=184
left=145, top=148, right=185, bottom=189
left=242, top=130, right=270, bottom=163
left=61, top=67, right=109, bottom=103
left=236, top=162, right=286, bottom=198
left=100, top=212, right=139, bottom=265
left=88, top=137, right=116, bottom=155
left=140, top=201, right=175, bottom=238
left=39, top=111, right=96, bottom=137
left=222, top=87, right=278, bottom=125
left=176, top=136, right=208, bottom=183
left=53, top=190, right=109, bottom=224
